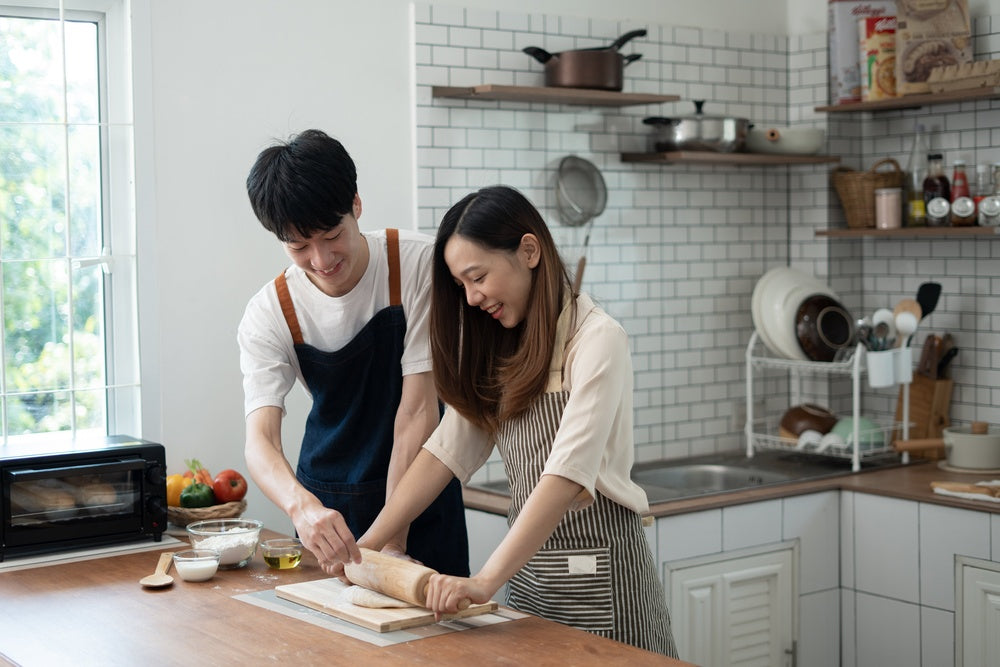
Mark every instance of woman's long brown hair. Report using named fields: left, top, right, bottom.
left=430, top=186, right=573, bottom=435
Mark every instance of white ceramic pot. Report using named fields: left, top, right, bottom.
left=943, top=424, right=1000, bottom=469
left=746, top=127, right=825, bottom=155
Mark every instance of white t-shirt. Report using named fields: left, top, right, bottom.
left=238, top=229, right=434, bottom=417
left=423, top=293, right=649, bottom=515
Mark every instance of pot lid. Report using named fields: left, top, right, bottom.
left=643, top=100, right=749, bottom=125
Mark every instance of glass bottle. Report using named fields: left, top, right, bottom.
left=923, top=153, right=950, bottom=225
left=904, top=124, right=928, bottom=226
left=950, top=160, right=969, bottom=200
left=950, top=160, right=974, bottom=225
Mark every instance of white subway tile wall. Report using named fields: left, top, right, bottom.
left=415, top=5, right=1000, bottom=483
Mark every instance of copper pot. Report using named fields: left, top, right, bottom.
left=523, top=29, right=646, bottom=91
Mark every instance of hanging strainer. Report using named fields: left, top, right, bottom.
left=556, top=155, right=607, bottom=227
left=555, top=156, right=607, bottom=292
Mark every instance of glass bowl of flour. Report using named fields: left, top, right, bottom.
left=186, top=518, right=263, bottom=569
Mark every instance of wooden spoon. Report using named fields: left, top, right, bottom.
left=140, top=552, right=175, bottom=588
left=893, top=298, right=921, bottom=347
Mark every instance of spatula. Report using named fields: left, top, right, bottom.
left=140, top=552, right=175, bottom=588
left=916, top=282, right=941, bottom=321
left=909, top=282, right=942, bottom=345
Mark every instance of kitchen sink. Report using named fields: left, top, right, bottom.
left=466, top=449, right=901, bottom=503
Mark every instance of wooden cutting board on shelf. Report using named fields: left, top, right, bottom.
left=274, top=578, right=499, bottom=632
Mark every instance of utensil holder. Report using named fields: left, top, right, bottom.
left=866, top=349, right=895, bottom=388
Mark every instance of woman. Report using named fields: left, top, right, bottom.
left=355, top=185, right=676, bottom=656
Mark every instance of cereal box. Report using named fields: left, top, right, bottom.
left=859, top=16, right=897, bottom=100
left=895, top=0, right=971, bottom=95
left=829, top=0, right=896, bottom=104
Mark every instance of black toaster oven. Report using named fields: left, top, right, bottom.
left=0, top=434, right=167, bottom=561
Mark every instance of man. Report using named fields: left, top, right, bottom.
left=238, top=129, right=468, bottom=575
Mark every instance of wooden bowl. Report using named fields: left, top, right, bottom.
left=779, top=404, right=838, bottom=440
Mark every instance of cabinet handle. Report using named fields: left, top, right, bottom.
left=784, top=640, right=797, bottom=667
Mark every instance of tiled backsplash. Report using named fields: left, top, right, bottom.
left=415, top=4, right=999, bottom=480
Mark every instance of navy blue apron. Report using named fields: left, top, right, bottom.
left=274, top=229, right=468, bottom=576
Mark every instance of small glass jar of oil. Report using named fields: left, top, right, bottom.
left=261, top=538, right=303, bottom=570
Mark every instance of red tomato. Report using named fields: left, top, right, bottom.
left=213, top=469, right=248, bottom=503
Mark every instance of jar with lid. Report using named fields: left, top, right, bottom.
left=951, top=196, right=976, bottom=226
left=980, top=195, right=1000, bottom=226
left=923, top=153, right=950, bottom=225
left=875, top=188, right=902, bottom=229
left=926, top=197, right=951, bottom=226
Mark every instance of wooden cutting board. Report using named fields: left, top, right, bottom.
left=274, top=578, right=499, bottom=632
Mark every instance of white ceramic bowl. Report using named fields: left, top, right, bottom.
left=752, top=267, right=838, bottom=360
left=746, top=127, right=825, bottom=155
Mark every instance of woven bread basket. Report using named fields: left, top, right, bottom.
left=831, top=158, right=905, bottom=228
left=167, top=499, right=247, bottom=527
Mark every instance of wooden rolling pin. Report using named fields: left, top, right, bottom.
left=344, top=548, right=469, bottom=609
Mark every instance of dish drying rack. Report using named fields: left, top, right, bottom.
left=745, top=331, right=911, bottom=472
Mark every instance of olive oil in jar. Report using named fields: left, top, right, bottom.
left=264, top=552, right=302, bottom=569
left=261, top=538, right=304, bottom=570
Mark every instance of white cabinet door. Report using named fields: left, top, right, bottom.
left=959, top=559, right=1000, bottom=667
left=667, top=546, right=796, bottom=667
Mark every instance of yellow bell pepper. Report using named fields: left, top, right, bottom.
left=166, top=473, right=193, bottom=507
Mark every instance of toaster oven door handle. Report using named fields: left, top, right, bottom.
left=7, top=458, right=147, bottom=481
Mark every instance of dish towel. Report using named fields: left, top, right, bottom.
left=931, top=480, right=1000, bottom=503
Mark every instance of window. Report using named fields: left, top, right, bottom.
left=0, top=1, right=138, bottom=443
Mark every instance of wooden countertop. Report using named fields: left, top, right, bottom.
left=0, top=529, right=691, bottom=666
left=462, top=459, right=1000, bottom=518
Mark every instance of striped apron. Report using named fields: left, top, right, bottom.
left=496, top=336, right=678, bottom=657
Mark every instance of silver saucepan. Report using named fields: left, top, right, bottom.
left=643, top=101, right=750, bottom=153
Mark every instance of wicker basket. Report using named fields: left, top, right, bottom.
left=831, top=158, right=905, bottom=228
left=167, top=499, right=247, bottom=527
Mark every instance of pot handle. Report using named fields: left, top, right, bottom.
left=609, top=28, right=648, bottom=50
left=623, top=54, right=642, bottom=67
left=642, top=116, right=677, bottom=126
left=522, top=46, right=553, bottom=64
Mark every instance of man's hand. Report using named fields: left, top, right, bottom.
left=291, top=505, right=361, bottom=572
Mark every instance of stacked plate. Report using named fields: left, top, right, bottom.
left=751, top=267, right=852, bottom=362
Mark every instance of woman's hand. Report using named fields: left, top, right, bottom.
left=424, top=573, right=496, bottom=620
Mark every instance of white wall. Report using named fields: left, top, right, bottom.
left=132, top=0, right=1000, bottom=537
left=134, top=0, right=806, bottom=535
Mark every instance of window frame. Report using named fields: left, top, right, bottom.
left=0, top=0, right=140, bottom=443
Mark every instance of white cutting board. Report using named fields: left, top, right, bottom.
left=274, top=578, right=499, bottom=632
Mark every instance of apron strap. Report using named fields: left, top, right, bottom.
left=274, top=230, right=402, bottom=346
left=274, top=271, right=304, bottom=345
left=545, top=296, right=574, bottom=392
left=386, top=228, right=401, bottom=307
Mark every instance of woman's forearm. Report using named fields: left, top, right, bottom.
left=359, top=448, right=455, bottom=551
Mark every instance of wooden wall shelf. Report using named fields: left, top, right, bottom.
left=621, top=151, right=840, bottom=166
left=816, top=226, right=999, bottom=238
left=816, top=86, right=1000, bottom=113
left=431, top=84, right=678, bottom=107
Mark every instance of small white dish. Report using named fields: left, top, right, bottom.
left=173, top=549, right=221, bottom=582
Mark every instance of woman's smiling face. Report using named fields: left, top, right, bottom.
left=444, top=233, right=539, bottom=328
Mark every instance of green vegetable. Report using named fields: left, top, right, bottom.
left=180, top=482, right=216, bottom=508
